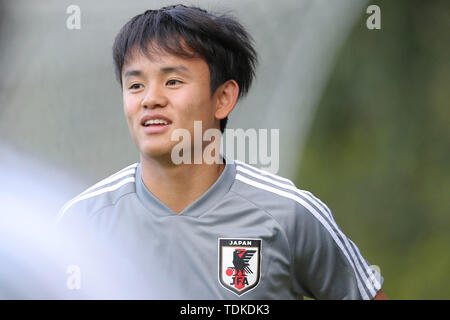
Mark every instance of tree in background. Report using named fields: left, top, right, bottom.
left=297, top=0, right=450, bottom=299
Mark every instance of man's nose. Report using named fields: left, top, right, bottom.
left=141, top=85, right=168, bottom=109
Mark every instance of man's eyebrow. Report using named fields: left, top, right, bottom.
left=123, top=65, right=191, bottom=80
left=123, top=70, right=142, bottom=79
left=160, top=65, right=191, bottom=75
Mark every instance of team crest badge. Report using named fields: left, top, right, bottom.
left=218, top=238, right=261, bottom=296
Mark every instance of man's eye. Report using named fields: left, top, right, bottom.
left=166, top=79, right=182, bottom=86
left=129, top=84, right=143, bottom=90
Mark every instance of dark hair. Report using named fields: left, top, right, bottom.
left=112, top=4, right=258, bottom=132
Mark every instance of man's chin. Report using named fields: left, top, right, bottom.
left=139, top=146, right=176, bottom=164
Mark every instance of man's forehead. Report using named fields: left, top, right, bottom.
left=127, top=50, right=180, bottom=64
left=122, top=50, right=205, bottom=78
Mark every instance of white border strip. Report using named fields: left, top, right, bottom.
left=236, top=165, right=334, bottom=222
left=56, top=177, right=135, bottom=225
left=79, top=163, right=138, bottom=197
left=235, top=160, right=295, bottom=186
left=79, top=168, right=136, bottom=197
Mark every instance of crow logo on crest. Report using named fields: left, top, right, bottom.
left=232, top=249, right=256, bottom=274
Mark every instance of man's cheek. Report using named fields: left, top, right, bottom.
left=123, top=113, right=138, bottom=141
left=123, top=102, right=138, bottom=126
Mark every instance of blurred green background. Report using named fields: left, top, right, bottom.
left=297, top=0, right=450, bottom=299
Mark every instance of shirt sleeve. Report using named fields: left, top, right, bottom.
left=290, top=192, right=384, bottom=300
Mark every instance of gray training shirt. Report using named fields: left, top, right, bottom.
left=57, top=158, right=383, bottom=299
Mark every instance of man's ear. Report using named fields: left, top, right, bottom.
left=214, top=80, right=239, bottom=120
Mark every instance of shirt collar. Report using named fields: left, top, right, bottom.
left=135, top=157, right=236, bottom=217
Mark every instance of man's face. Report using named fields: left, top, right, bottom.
left=122, top=49, right=220, bottom=162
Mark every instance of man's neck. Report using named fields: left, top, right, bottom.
left=140, top=154, right=225, bottom=214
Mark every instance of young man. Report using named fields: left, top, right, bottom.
left=57, top=4, right=386, bottom=300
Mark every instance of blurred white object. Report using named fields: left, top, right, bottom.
left=0, top=143, right=130, bottom=299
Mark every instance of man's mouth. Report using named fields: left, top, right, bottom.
left=144, top=119, right=170, bottom=126
left=140, top=115, right=172, bottom=134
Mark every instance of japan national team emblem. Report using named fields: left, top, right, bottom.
left=218, top=238, right=262, bottom=296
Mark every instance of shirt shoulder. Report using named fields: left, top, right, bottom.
left=55, top=163, right=138, bottom=227
left=231, top=160, right=338, bottom=259
left=231, top=160, right=330, bottom=228
left=230, top=161, right=383, bottom=300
